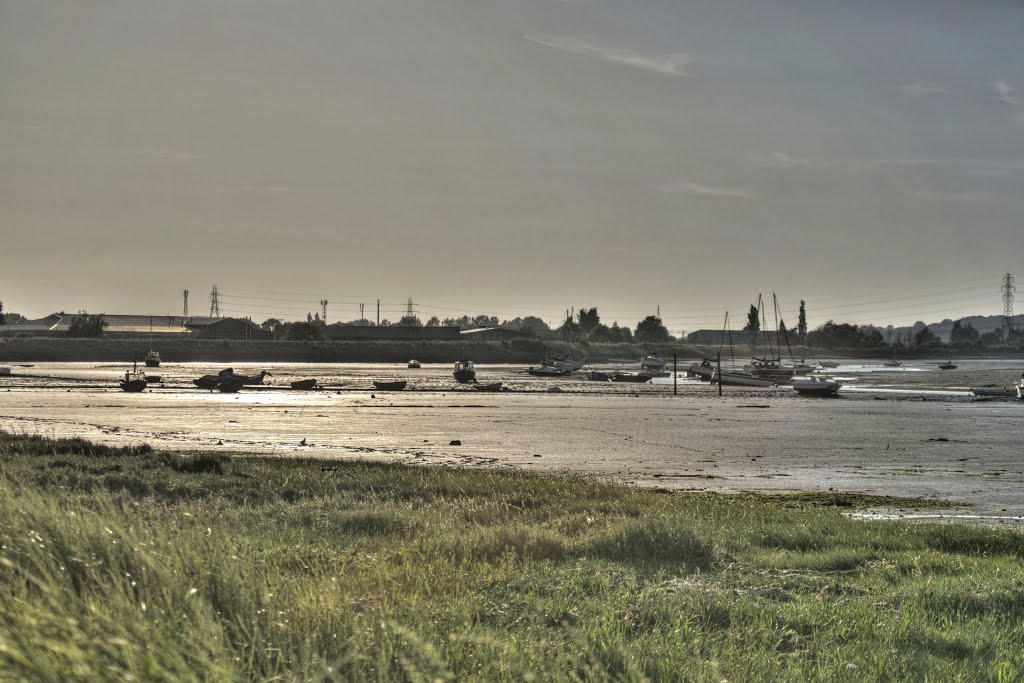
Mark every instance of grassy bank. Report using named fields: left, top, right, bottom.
left=1, top=432, right=1022, bottom=681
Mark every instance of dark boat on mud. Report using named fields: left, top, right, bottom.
left=454, top=360, right=476, bottom=384
left=610, top=372, right=652, bottom=383
left=119, top=369, right=147, bottom=393
left=290, top=379, right=318, bottom=390
left=473, top=382, right=502, bottom=392
left=216, top=377, right=245, bottom=393
left=373, top=380, right=407, bottom=391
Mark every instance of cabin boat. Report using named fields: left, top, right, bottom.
left=144, top=350, right=161, bottom=368
left=792, top=376, right=842, bottom=396
left=453, top=360, right=476, bottom=384
left=120, top=370, right=147, bottom=392
left=373, top=380, right=407, bottom=391
left=640, top=355, right=667, bottom=371
left=407, top=360, right=422, bottom=369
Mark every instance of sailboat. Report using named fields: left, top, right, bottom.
left=743, top=294, right=796, bottom=381
left=710, top=311, right=776, bottom=388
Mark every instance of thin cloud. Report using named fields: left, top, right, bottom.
left=993, top=80, right=1021, bottom=106
left=915, top=189, right=1014, bottom=205
left=132, top=147, right=206, bottom=161
left=897, top=82, right=950, bottom=97
left=658, top=180, right=752, bottom=199
left=524, top=34, right=692, bottom=76
left=749, top=152, right=816, bottom=169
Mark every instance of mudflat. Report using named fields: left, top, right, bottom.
left=2, top=361, right=1022, bottom=522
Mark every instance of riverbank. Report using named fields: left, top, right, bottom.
left=1, top=431, right=1021, bottom=681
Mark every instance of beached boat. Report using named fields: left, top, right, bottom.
left=688, top=359, right=717, bottom=381
left=373, top=380, right=407, bottom=391
left=119, top=368, right=147, bottom=392
left=792, top=376, right=842, bottom=396
left=610, top=372, right=652, bottom=383
left=144, top=350, right=161, bottom=368
left=0, top=367, right=11, bottom=376
left=145, top=375, right=161, bottom=383
left=216, top=377, right=245, bottom=393
left=711, top=370, right=775, bottom=387
left=970, top=387, right=1015, bottom=397
left=473, top=382, right=503, bottom=392
left=938, top=361, right=957, bottom=370
left=744, top=358, right=796, bottom=381
left=527, top=365, right=573, bottom=377
left=819, top=360, right=839, bottom=369
left=883, top=360, right=903, bottom=367
left=193, top=368, right=236, bottom=389
left=544, top=356, right=585, bottom=372
left=290, top=379, right=318, bottom=390
left=407, top=360, right=421, bottom=369
left=640, top=355, right=667, bottom=371
left=453, top=360, right=476, bottom=384
left=234, top=370, right=271, bottom=385
left=587, top=371, right=611, bottom=382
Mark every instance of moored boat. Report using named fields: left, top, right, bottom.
left=587, top=371, right=611, bottom=382
left=216, top=377, right=245, bottom=393
left=883, top=360, right=903, bottom=368
left=194, top=368, right=237, bottom=389
left=453, top=360, right=476, bottom=384
left=473, top=382, right=502, bottom=392
left=711, top=370, right=776, bottom=387
left=819, top=360, right=839, bottom=369
left=938, top=360, right=957, bottom=370
left=234, top=370, right=272, bottom=385
left=373, top=380, right=407, bottom=391
left=688, top=359, right=717, bottom=381
left=640, top=355, right=667, bottom=371
left=145, top=375, right=161, bottom=383
left=0, top=367, right=11, bottom=376
left=744, top=358, right=796, bottom=381
left=408, top=360, right=422, bottom=369
left=291, top=379, right=318, bottom=390
left=792, top=376, right=842, bottom=396
left=144, top=350, right=161, bottom=368
left=971, top=387, right=1015, bottom=397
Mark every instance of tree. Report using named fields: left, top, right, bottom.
left=556, top=314, right=583, bottom=342
left=744, top=305, right=761, bottom=333
left=398, top=315, right=423, bottom=327
left=797, top=300, right=807, bottom=338
left=261, top=318, right=282, bottom=331
left=0, top=300, right=4, bottom=325
left=913, top=326, right=941, bottom=348
left=950, top=319, right=981, bottom=348
left=67, top=312, right=107, bottom=338
left=577, top=307, right=601, bottom=334
left=425, top=316, right=441, bottom=327
left=635, top=315, right=670, bottom=343
left=286, top=321, right=325, bottom=341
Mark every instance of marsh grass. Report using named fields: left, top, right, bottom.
left=0, top=431, right=1021, bottom=681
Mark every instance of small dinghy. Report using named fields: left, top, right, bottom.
left=408, top=360, right=421, bottom=369
left=473, top=382, right=502, bottom=392
left=373, top=380, right=407, bottom=391
left=290, top=379, right=318, bottom=390
left=792, top=376, right=842, bottom=396
left=145, top=375, right=161, bottom=383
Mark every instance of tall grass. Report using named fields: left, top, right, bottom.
left=0, top=431, right=1021, bottom=681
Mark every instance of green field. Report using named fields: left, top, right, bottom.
left=1, top=432, right=1021, bottom=681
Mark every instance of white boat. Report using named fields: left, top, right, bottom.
left=883, top=360, right=903, bottom=367
left=744, top=358, right=796, bottom=381
left=819, top=360, right=839, bottom=369
left=144, top=350, right=161, bottom=368
left=407, top=360, right=421, bottom=369
left=792, top=376, right=842, bottom=396
left=1017, top=378, right=1024, bottom=400
left=711, top=369, right=776, bottom=387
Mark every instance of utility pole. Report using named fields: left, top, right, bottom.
left=376, top=299, right=380, bottom=326
left=209, top=284, right=220, bottom=317
left=183, top=290, right=189, bottom=318
left=321, top=299, right=328, bottom=323
left=360, top=303, right=365, bottom=325
left=406, top=297, right=414, bottom=320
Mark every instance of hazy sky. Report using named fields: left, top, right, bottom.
left=2, top=0, right=1022, bottom=332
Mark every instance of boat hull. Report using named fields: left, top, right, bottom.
left=373, top=380, right=407, bottom=391
left=119, top=380, right=147, bottom=393
left=473, top=382, right=502, bottom=392
left=454, top=370, right=476, bottom=384
left=792, top=378, right=842, bottom=396
left=291, top=379, right=318, bottom=390
left=712, top=371, right=776, bottom=387
left=610, top=373, right=652, bottom=383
